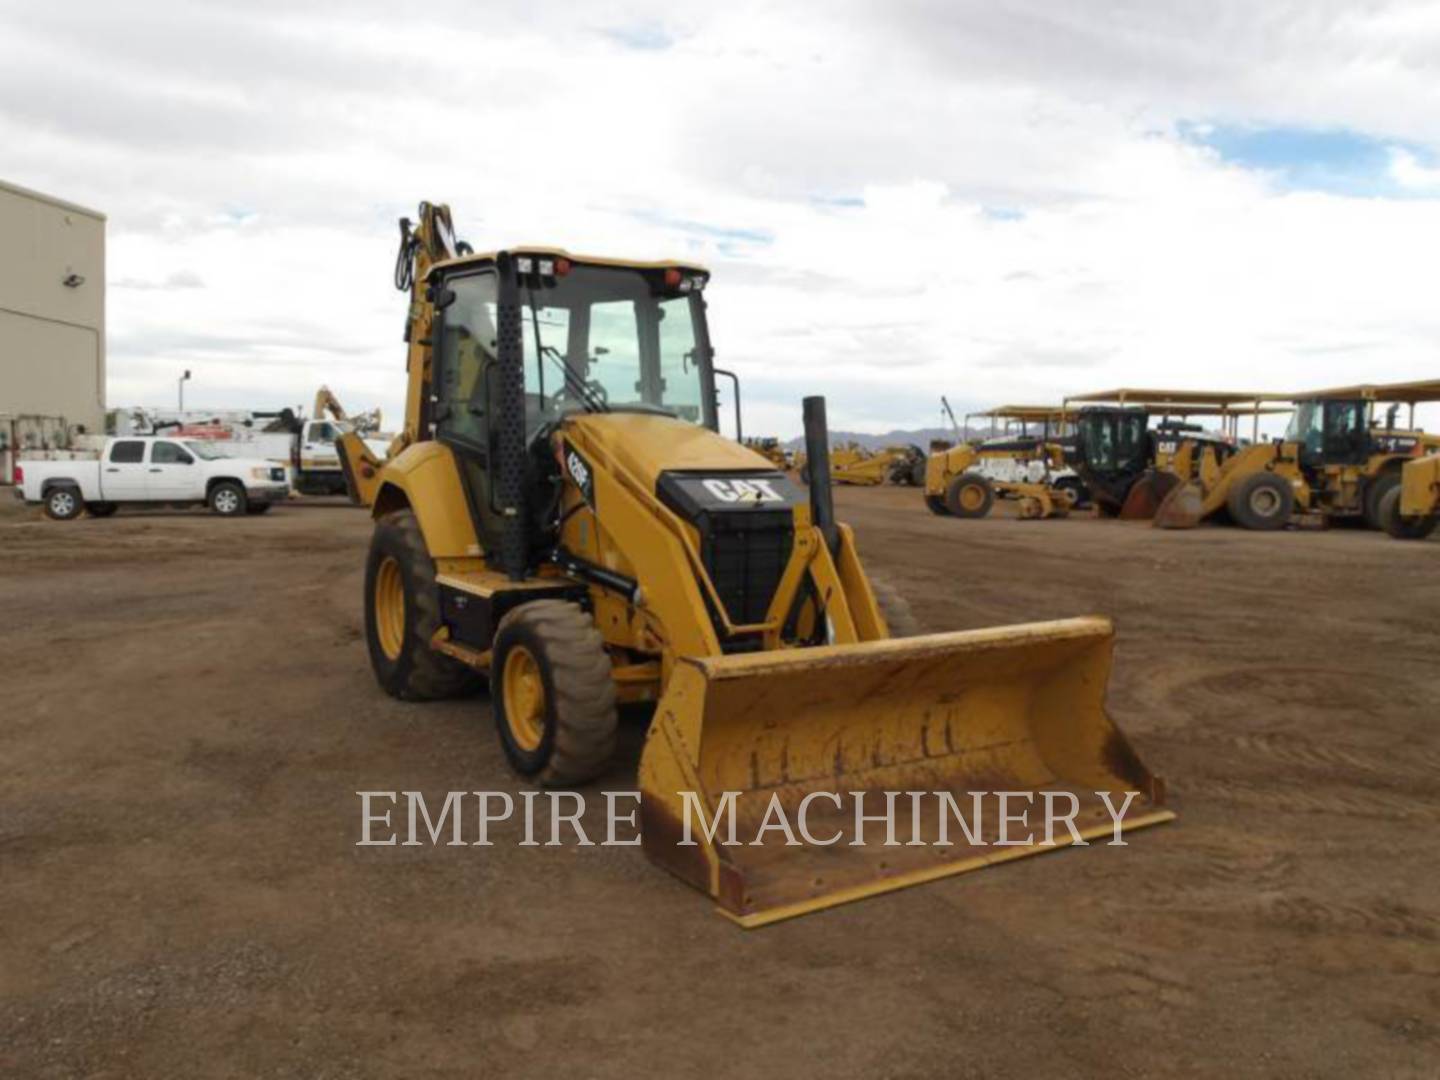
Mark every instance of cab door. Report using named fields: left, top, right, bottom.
left=148, top=440, right=202, bottom=499
left=101, top=440, right=150, bottom=500
left=1320, top=400, right=1370, bottom=466
left=300, top=421, right=342, bottom=473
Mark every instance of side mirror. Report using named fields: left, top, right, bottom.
left=431, top=286, right=458, bottom=310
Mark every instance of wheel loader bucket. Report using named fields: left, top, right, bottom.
left=638, top=617, right=1173, bottom=928
left=1153, top=480, right=1204, bottom=530
left=1118, top=470, right=1179, bottom=520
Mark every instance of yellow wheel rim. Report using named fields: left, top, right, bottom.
left=503, top=646, right=547, bottom=752
left=960, top=484, right=984, bottom=511
left=374, top=555, right=405, bottom=661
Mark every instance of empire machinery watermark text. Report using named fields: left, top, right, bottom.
left=355, top=790, right=1143, bottom=848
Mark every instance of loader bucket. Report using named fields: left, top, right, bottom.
left=1153, top=481, right=1204, bottom=530
left=638, top=617, right=1173, bottom=928
left=1118, top=470, right=1179, bottom=519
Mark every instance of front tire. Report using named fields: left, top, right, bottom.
left=492, top=600, right=618, bottom=786
left=1379, top=487, right=1438, bottom=541
left=945, top=472, right=995, bottom=518
left=43, top=486, right=84, bottom=521
left=1227, top=472, right=1293, bottom=531
left=209, top=481, right=247, bottom=516
left=364, top=509, right=481, bottom=700
left=1054, top=475, right=1089, bottom=509
left=924, top=494, right=949, bottom=516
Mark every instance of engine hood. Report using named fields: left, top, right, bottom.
left=563, top=412, right=773, bottom=485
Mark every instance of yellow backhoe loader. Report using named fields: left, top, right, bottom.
left=357, top=201, right=1172, bottom=927
left=924, top=401, right=1086, bottom=520
left=1380, top=451, right=1440, bottom=540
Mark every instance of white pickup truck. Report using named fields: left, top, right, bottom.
left=14, top=436, right=290, bottom=520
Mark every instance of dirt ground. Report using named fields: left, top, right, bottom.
left=2, top=485, right=1437, bottom=1078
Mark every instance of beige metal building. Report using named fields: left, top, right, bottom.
left=1, top=179, right=106, bottom=481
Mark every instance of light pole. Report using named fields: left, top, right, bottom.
left=178, top=369, right=192, bottom=411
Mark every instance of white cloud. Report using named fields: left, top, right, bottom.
left=1388, top=147, right=1440, bottom=191
left=3, top=1, right=1440, bottom=436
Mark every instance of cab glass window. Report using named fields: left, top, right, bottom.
left=152, top=441, right=194, bottom=465
left=437, top=272, right=500, bottom=448
left=110, top=440, right=145, bottom=464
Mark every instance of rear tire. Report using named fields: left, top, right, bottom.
left=43, top=486, right=84, bottom=521
left=364, top=509, right=482, bottom=701
left=869, top=577, right=921, bottom=638
left=1364, top=472, right=1400, bottom=530
left=945, top=472, right=994, bottom=518
left=1227, top=472, right=1293, bottom=531
left=492, top=600, right=618, bottom=786
left=1379, top=487, right=1438, bottom=541
left=209, top=481, right=247, bottom=516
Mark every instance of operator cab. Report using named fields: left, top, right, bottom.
left=1285, top=398, right=1369, bottom=468
left=425, top=250, right=719, bottom=567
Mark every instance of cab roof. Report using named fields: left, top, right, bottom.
left=973, top=405, right=1070, bottom=421
left=1280, top=378, right=1440, bottom=404
left=429, top=245, right=709, bottom=278
left=1064, top=388, right=1271, bottom=408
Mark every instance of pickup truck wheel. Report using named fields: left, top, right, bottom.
left=43, top=487, right=84, bottom=521
left=364, top=509, right=482, bottom=701
left=86, top=502, right=117, bottom=518
left=209, top=482, right=247, bottom=516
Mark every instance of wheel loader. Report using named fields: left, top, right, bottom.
left=924, top=402, right=1087, bottom=520
left=358, top=201, right=1172, bottom=927
left=1380, top=451, right=1440, bottom=540
left=1062, top=390, right=1293, bottom=521
left=1143, top=381, right=1440, bottom=531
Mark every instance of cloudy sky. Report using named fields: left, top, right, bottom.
left=5, top=0, right=1440, bottom=437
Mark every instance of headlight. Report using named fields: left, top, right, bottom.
left=250, top=467, right=272, bottom=480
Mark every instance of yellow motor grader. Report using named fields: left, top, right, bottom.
left=817, top=443, right=925, bottom=486
left=742, top=436, right=792, bottom=471
left=924, top=402, right=1086, bottom=520
left=355, top=201, right=1172, bottom=927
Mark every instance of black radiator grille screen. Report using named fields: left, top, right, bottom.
left=703, top=510, right=794, bottom=626
left=654, top=471, right=801, bottom=638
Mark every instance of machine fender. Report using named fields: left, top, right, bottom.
left=371, top=441, right=481, bottom=558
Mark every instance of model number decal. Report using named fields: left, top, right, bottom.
left=564, top=443, right=595, bottom=506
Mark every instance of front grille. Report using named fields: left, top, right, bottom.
left=270, top=467, right=286, bottom=482
left=702, top=510, right=793, bottom=628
